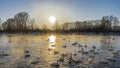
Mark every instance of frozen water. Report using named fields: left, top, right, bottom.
left=0, top=34, right=120, bottom=68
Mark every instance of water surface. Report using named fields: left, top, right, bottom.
left=0, top=34, right=120, bottom=68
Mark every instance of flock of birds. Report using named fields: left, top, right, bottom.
left=47, top=36, right=120, bottom=68
left=0, top=35, right=120, bottom=68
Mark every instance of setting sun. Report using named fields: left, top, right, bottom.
left=49, top=16, right=56, bottom=23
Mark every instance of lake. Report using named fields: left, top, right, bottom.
left=0, top=34, right=120, bottom=68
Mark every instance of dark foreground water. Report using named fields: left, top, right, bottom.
left=0, top=34, right=120, bottom=68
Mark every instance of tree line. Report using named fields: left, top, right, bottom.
left=0, top=12, right=120, bottom=34
left=52, top=15, right=120, bottom=34
left=0, top=12, right=40, bottom=33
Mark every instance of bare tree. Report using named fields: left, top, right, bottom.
left=42, top=24, right=47, bottom=30
left=53, top=20, right=60, bottom=31
left=27, top=19, right=35, bottom=30
left=14, top=12, right=29, bottom=31
left=75, top=21, right=81, bottom=30
left=2, top=21, right=8, bottom=31
left=62, top=23, right=69, bottom=30
left=101, top=16, right=111, bottom=31
left=0, top=18, right=2, bottom=30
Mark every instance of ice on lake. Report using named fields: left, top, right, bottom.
left=0, top=34, right=120, bottom=68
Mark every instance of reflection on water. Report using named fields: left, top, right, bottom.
left=49, top=35, right=56, bottom=43
left=48, top=35, right=56, bottom=50
left=0, top=34, right=120, bottom=68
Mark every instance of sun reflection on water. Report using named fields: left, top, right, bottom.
left=49, top=35, right=56, bottom=43
left=49, top=35, right=56, bottom=49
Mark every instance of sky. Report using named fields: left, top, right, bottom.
left=0, top=0, right=120, bottom=27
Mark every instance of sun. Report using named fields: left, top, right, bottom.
left=49, top=16, right=56, bottom=23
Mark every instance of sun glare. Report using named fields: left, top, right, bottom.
left=49, top=35, right=56, bottom=43
left=49, top=16, right=56, bottom=23
left=48, top=35, right=56, bottom=50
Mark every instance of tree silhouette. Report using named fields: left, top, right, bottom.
left=14, top=12, right=29, bottom=31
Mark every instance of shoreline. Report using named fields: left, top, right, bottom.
left=0, top=32, right=120, bottom=36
